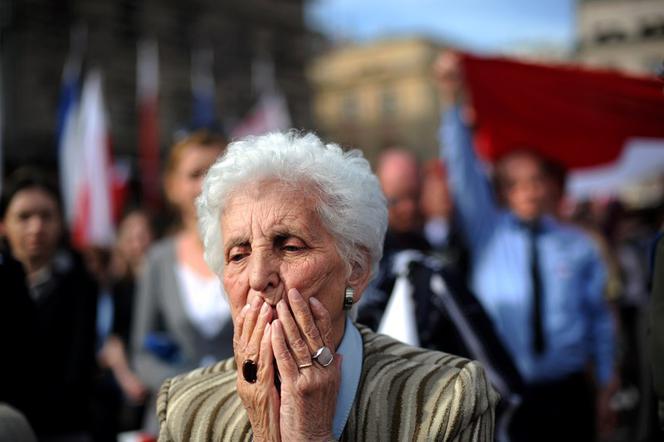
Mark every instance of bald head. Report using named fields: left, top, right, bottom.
left=377, top=149, right=421, bottom=233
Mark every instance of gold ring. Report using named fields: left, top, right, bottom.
left=298, top=362, right=313, bottom=369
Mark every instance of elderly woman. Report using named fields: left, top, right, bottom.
left=157, top=132, right=498, bottom=441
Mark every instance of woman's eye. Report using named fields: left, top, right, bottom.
left=282, top=245, right=303, bottom=252
left=229, top=253, right=247, bottom=262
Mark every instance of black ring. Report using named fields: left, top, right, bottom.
left=242, top=359, right=258, bottom=383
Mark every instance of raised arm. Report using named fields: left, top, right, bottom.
left=435, top=52, right=500, bottom=253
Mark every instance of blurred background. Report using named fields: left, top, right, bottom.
left=1, top=0, right=663, bottom=441
left=1, top=0, right=662, bottom=174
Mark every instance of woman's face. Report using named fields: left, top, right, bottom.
left=117, top=212, right=153, bottom=267
left=1, top=187, right=62, bottom=268
left=221, top=181, right=355, bottom=341
left=167, top=144, right=223, bottom=222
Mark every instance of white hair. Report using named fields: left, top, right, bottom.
left=197, top=131, right=388, bottom=280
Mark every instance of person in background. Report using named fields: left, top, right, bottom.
left=650, top=225, right=664, bottom=433
left=0, top=169, right=97, bottom=441
left=356, top=148, right=430, bottom=337
left=420, top=159, right=470, bottom=279
left=376, top=148, right=430, bottom=256
left=359, top=156, right=521, bottom=441
left=131, top=130, right=232, bottom=434
left=435, top=51, right=618, bottom=442
left=0, top=240, right=38, bottom=432
left=89, top=209, right=154, bottom=440
left=0, top=403, right=37, bottom=442
left=106, top=209, right=154, bottom=402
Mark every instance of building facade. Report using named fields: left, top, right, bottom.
left=577, top=0, right=664, bottom=75
left=308, top=38, right=445, bottom=164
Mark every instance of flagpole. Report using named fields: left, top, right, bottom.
left=137, top=38, right=161, bottom=211
left=191, top=46, right=217, bottom=129
left=57, top=24, right=86, bottom=227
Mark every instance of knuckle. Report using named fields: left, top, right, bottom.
left=291, top=336, right=307, bottom=351
left=277, top=347, right=291, bottom=360
left=303, top=324, right=320, bottom=340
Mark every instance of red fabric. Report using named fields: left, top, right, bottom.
left=461, top=53, right=664, bottom=170
left=139, top=99, right=161, bottom=211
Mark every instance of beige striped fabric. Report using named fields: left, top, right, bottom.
left=157, top=324, right=499, bottom=441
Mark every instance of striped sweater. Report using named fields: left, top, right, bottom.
left=157, top=325, right=498, bottom=441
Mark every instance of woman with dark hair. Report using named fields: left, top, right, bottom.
left=0, top=169, right=98, bottom=441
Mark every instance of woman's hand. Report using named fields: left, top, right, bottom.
left=233, top=296, right=281, bottom=442
left=271, top=288, right=342, bottom=442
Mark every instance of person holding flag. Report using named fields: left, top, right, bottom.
left=435, top=51, right=618, bottom=442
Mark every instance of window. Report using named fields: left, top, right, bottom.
left=641, top=18, right=664, bottom=38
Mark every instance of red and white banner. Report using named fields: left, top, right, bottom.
left=68, top=70, right=116, bottom=248
left=231, top=58, right=291, bottom=139
left=460, top=53, right=664, bottom=196
left=137, top=39, right=161, bottom=210
left=231, top=92, right=291, bottom=139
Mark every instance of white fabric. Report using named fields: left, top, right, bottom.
left=75, top=71, right=115, bottom=246
left=378, top=272, right=420, bottom=347
left=568, top=138, right=664, bottom=198
left=175, top=264, right=230, bottom=339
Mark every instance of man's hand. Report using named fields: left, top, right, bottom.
left=433, top=50, right=475, bottom=124
left=433, top=51, right=463, bottom=105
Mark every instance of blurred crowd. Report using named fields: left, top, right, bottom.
left=1, top=52, right=663, bottom=442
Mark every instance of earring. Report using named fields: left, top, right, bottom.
left=343, top=287, right=355, bottom=310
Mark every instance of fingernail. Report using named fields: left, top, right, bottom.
left=265, top=323, right=271, bottom=333
left=309, top=297, right=321, bottom=307
left=288, top=288, right=300, bottom=298
left=260, top=302, right=269, bottom=315
left=252, top=296, right=262, bottom=308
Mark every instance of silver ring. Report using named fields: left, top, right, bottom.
left=312, top=346, right=334, bottom=367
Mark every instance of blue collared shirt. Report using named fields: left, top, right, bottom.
left=440, top=108, right=615, bottom=385
left=332, top=316, right=363, bottom=439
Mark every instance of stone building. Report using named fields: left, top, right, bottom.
left=0, top=0, right=315, bottom=169
left=308, top=38, right=446, bottom=164
left=576, top=0, right=664, bottom=75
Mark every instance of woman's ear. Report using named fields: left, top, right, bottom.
left=348, top=253, right=372, bottom=303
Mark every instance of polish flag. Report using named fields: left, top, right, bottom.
left=231, top=58, right=291, bottom=138
left=231, top=92, right=291, bottom=139
left=459, top=53, right=664, bottom=197
left=70, top=70, right=116, bottom=248
left=57, top=32, right=84, bottom=226
left=137, top=40, right=161, bottom=210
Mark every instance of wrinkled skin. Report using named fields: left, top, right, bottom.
left=222, top=181, right=370, bottom=441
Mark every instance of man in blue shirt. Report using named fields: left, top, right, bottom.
left=435, top=52, right=617, bottom=441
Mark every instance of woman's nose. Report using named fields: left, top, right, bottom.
left=248, top=250, right=280, bottom=295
